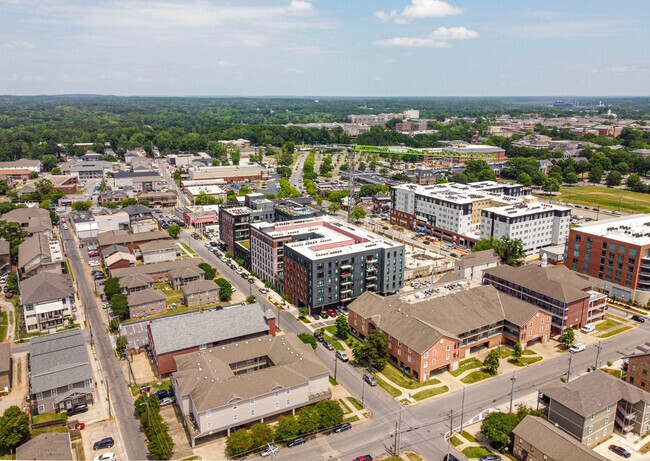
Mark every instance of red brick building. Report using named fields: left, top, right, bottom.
left=348, top=285, right=548, bottom=382
left=623, top=343, right=650, bottom=391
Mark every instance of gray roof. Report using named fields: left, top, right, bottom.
left=0, top=239, right=10, bottom=256
left=111, top=258, right=200, bottom=279
left=181, top=279, right=219, bottom=296
left=20, top=272, right=74, bottom=306
left=69, top=210, right=95, bottom=223
left=123, top=204, right=153, bottom=217
left=512, top=416, right=609, bottom=461
left=169, top=265, right=204, bottom=280
left=18, top=233, right=51, bottom=270
left=0, top=342, right=10, bottom=374
left=29, top=329, right=93, bottom=394
left=98, top=229, right=169, bottom=247
left=348, top=285, right=540, bottom=354
left=483, top=263, right=593, bottom=303
left=2, top=207, right=52, bottom=234
left=114, top=170, right=160, bottom=179
left=455, top=249, right=499, bottom=269
left=16, top=433, right=73, bottom=461
left=149, top=303, right=269, bottom=355
left=139, top=240, right=177, bottom=252
left=540, top=370, right=650, bottom=417
left=101, top=244, right=130, bottom=258
left=173, top=333, right=329, bottom=412
left=128, top=289, right=166, bottom=306
left=120, top=273, right=154, bottom=289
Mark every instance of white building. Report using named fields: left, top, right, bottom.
left=20, top=272, right=75, bottom=333
left=94, top=211, right=130, bottom=232
left=453, top=249, right=500, bottom=283
left=69, top=211, right=99, bottom=240
left=140, top=240, right=182, bottom=264
left=480, top=202, right=571, bottom=253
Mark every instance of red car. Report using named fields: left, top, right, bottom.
left=353, top=456, right=373, bottom=461
left=88, top=251, right=99, bottom=257
left=327, top=309, right=337, bottom=317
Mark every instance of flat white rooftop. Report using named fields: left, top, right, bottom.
left=482, top=202, right=571, bottom=217
left=574, top=214, right=650, bottom=246
left=396, top=182, right=527, bottom=205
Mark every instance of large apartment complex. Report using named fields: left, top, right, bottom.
left=567, top=214, right=650, bottom=304
left=250, top=217, right=405, bottom=313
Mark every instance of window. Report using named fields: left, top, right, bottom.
left=275, top=391, right=279, bottom=397
left=68, top=384, right=73, bottom=390
left=446, top=354, right=450, bottom=360
left=587, top=437, right=591, bottom=445
left=407, top=356, right=411, bottom=363
left=199, top=344, right=207, bottom=350
left=275, top=402, right=279, bottom=409
left=603, top=428, right=607, bottom=436
left=207, top=422, right=212, bottom=430
left=286, top=388, right=290, bottom=394
left=233, top=414, right=238, bottom=421
left=286, top=399, right=291, bottom=406
left=424, top=362, right=428, bottom=368
left=38, top=405, right=44, bottom=413
left=629, top=248, right=637, bottom=256
left=588, top=425, right=593, bottom=434
left=619, top=245, right=626, bottom=253
left=605, top=416, right=609, bottom=424
left=51, top=389, right=57, bottom=397
left=398, top=349, right=401, bottom=356
left=250, top=398, right=255, bottom=405
left=233, top=403, right=238, bottom=409
left=607, top=404, right=612, bottom=412
left=251, top=409, right=255, bottom=416
left=206, top=410, right=211, bottom=417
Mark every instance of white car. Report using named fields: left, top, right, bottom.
left=569, top=343, right=586, bottom=353
left=231, top=285, right=237, bottom=292
left=63, top=225, right=69, bottom=230
left=260, top=445, right=279, bottom=457
left=94, top=454, right=116, bottom=461
left=89, top=261, right=100, bottom=267
left=580, top=323, right=595, bottom=333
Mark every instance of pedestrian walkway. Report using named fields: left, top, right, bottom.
left=0, top=299, right=15, bottom=343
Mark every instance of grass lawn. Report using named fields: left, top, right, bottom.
left=553, top=186, right=650, bottom=214
left=461, top=370, right=494, bottom=384
left=343, top=415, right=360, bottom=424
left=74, top=188, right=86, bottom=195
left=0, top=311, right=7, bottom=342
left=641, top=439, right=650, bottom=454
left=130, top=379, right=171, bottom=397
left=379, top=457, right=403, bottom=461
left=607, top=313, right=627, bottom=322
left=320, top=332, right=344, bottom=351
left=522, top=349, right=536, bottom=356
left=599, top=326, right=633, bottom=338
left=555, top=344, right=570, bottom=353
left=462, top=447, right=494, bottom=458
left=412, top=386, right=449, bottom=401
left=178, top=242, right=198, bottom=256
left=329, top=376, right=339, bottom=386
left=31, top=425, right=67, bottom=438
left=348, top=397, right=363, bottom=410
left=497, top=347, right=512, bottom=359
left=406, top=454, right=423, bottom=461
left=600, top=368, right=622, bottom=378
left=32, top=412, right=67, bottom=424
left=450, top=436, right=463, bottom=447
left=595, top=317, right=623, bottom=332
left=381, top=362, right=439, bottom=389
left=338, top=399, right=352, bottom=414
left=451, top=358, right=482, bottom=377
left=373, top=373, right=402, bottom=398
left=462, top=431, right=476, bottom=443
left=509, top=356, right=543, bottom=367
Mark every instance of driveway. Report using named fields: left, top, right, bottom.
left=0, top=351, right=28, bottom=413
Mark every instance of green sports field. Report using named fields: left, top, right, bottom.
left=538, top=186, right=650, bottom=214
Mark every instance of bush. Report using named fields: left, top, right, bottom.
left=316, top=400, right=344, bottom=429
left=250, top=423, right=274, bottom=449
left=274, top=416, right=299, bottom=443
left=215, top=278, right=233, bottom=301
left=226, top=428, right=253, bottom=456
left=480, top=411, right=518, bottom=452
left=298, top=333, right=317, bottom=350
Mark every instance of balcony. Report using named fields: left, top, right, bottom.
left=365, top=258, right=378, bottom=264
left=309, top=389, right=332, bottom=401
left=340, top=280, right=352, bottom=286
left=341, top=272, right=352, bottom=278
left=341, top=264, right=352, bottom=270
left=366, top=275, right=376, bottom=280
left=341, top=289, right=352, bottom=294
left=366, top=283, right=376, bottom=289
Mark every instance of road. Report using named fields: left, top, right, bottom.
left=290, top=153, right=308, bottom=189
left=158, top=159, right=189, bottom=206
left=61, top=225, right=150, bottom=460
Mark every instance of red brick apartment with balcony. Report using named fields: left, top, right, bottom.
left=348, top=285, right=548, bottom=382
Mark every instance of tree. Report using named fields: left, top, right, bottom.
left=198, top=262, right=216, bottom=280
left=250, top=423, right=274, bottom=449
left=494, top=236, right=525, bottom=266
left=605, top=170, right=622, bottom=187
left=104, top=277, right=121, bottom=300
left=296, top=406, right=320, bottom=435
left=226, top=428, right=253, bottom=456
left=615, top=162, right=630, bottom=175
left=51, top=167, right=62, bottom=175
left=28, top=171, right=38, bottom=179
left=116, top=335, right=128, bottom=355
left=315, top=400, right=344, bottom=429
left=0, top=222, right=28, bottom=264
left=484, top=349, right=500, bottom=375
left=274, top=416, right=300, bottom=443
left=41, top=154, right=58, bottom=172
left=564, top=172, right=579, bottom=185
left=516, top=172, right=532, bottom=186
left=352, top=206, right=366, bottom=222
left=278, top=142, right=295, bottom=166
left=39, top=200, right=51, bottom=210
left=561, top=328, right=575, bottom=347
left=542, top=177, right=560, bottom=195
left=588, top=165, right=604, bottom=184
left=351, top=341, right=365, bottom=365
left=238, top=186, right=253, bottom=196
left=626, top=173, right=646, bottom=192
left=328, top=203, right=340, bottom=213
left=103, top=201, right=120, bottom=209
left=246, top=295, right=256, bottom=304
left=512, top=343, right=523, bottom=363
left=71, top=200, right=92, bottom=211
left=121, top=197, right=139, bottom=207
left=363, top=329, right=389, bottom=371
left=335, top=314, right=351, bottom=339
left=215, top=278, right=233, bottom=301
left=298, top=307, right=308, bottom=318
left=166, top=224, right=180, bottom=239
left=480, top=411, right=519, bottom=452
left=473, top=236, right=497, bottom=252
left=148, top=433, right=174, bottom=461
left=0, top=405, right=30, bottom=449
left=5, top=272, right=18, bottom=294
left=298, top=333, right=317, bottom=350
left=110, top=293, right=129, bottom=320
left=230, top=147, right=241, bottom=166
left=109, top=319, right=119, bottom=334
left=358, top=162, right=366, bottom=171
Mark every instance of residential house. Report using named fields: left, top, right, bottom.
left=623, top=342, right=650, bottom=391
left=172, top=332, right=329, bottom=446
left=140, top=240, right=182, bottom=264
left=453, top=249, right=499, bottom=283
left=123, top=204, right=160, bottom=234
left=181, top=279, right=220, bottom=308
left=169, top=265, right=204, bottom=289
left=98, top=190, right=127, bottom=205
left=0, top=343, right=10, bottom=393
left=0, top=240, right=10, bottom=274
left=69, top=210, right=99, bottom=239
left=105, top=251, right=136, bottom=272
left=18, top=233, right=65, bottom=277
left=512, top=416, right=609, bottom=461
left=127, top=289, right=167, bottom=318
left=97, top=229, right=170, bottom=253
left=540, top=370, right=650, bottom=447
left=20, top=272, right=75, bottom=333
left=110, top=258, right=202, bottom=282
left=16, top=433, right=73, bottom=461
left=120, top=273, right=154, bottom=294
left=29, top=329, right=94, bottom=415
left=101, top=244, right=130, bottom=261
left=148, top=303, right=274, bottom=375
left=2, top=207, right=52, bottom=236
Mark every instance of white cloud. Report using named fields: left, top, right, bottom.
left=375, top=0, right=463, bottom=24
left=287, top=0, right=315, bottom=16
left=216, top=61, right=233, bottom=68
left=285, top=68, right=305, bottom=74
left=375, top=26, right=478, bottom=48
left=605, top=66, right=636, bottom=73
left=4, top=40, right=34, bottom=50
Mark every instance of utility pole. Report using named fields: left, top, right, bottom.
left=393, top=422, right=399, bottom=457
left=459, top=386, right=466, bottom=435
left=333, top=354, right=338, bottom=381
left=447, top=409, right=453, bottom=461
left=394, top=404, right=403, bottom=456
left=595, top=341, right=602, bottom=370
left=567, top=352, right=573, bottom=382
left=509, top=371, right=517, bottom=413
left=106, top=378, right=111, bottom=418
left=361, top=370, right=367, bottom=408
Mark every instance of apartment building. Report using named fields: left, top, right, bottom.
left=390, top=181, right=530, bottom=247
left=20, top=272, right=75, bottom=333
left=113, top=171, right=162, bottom=192
left=2, top=207, right=53, bottom=236
left=188, top=164, right=266, bottom=182
left=540, top=370, right=650, bottom=447
left=97, top=229, right=170, bottom=252
left=65, top=161, right=113, bottom=179
left=172, top=333, right=330, bottom=447
left=18, top=233, right=65, bottom=277
left=567, top=214, right=650, bottom=304
left=219, top=195, right=275, bottom=253
left=623, top=342, right=650, bottom=391
left=127, top=290, right=166, bottom=318
left=453, top=249, right=500, bottom=283
left=480, top=202, right=571, bottom=253
left=348, top=284, right=547, bottom=382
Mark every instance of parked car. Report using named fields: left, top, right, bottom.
left=93, top=454, right=116, bottom=461
left=333, top=422, right=352, bottom=433
left=363, top=373, right=377, bottom=386
left=632, top=315, right=646, bottom=323
left=320, top=310, right=329, bottom=319
left=260, top=444, right=279, bottom=457
left=248, top=278, right=255, bottom=284
left=442, top=455, right=461, bottom=461
left=259, top=288, right=268, bottom=294
left=580, top=323, right=595, bottom=333
left=93, top=437, right=114, bottom=450
left=353, top=455, right=373, bottom=461
left=159, top=397, right=174, bottom=406
left=5, top=293, right=12, bottom=299
left=313, top=332, right=324, bottom=342
left=88, top=251, right=99, bottom=257
left=156, top=389, right=173, bottom=400
left=336, top=350, right=349, bottom=362
left=608, top=445, right=631, bottom=458
left=478, top=456, right=502, bottom=461
left=322, top=340, right=334, bottom=351
left=569, top=342, right=586, bottom=353
left=286, top=437, right=306, bottom=447
left=241, top=273, right=249, bottom=279
left=327, top=309, right=337, bottom=317
left=67, top=403, right=88, bottom=416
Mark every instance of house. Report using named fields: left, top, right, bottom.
left=105, top=251, right=136, bottom=271
left=512, top=416, right=609, bottom=461
left=110, top=258, right=202, bottom=282
left=181, top=279, right=220, bottom=307
left=483, top=261, right=607, bottom=334
left=148, top=302, right=274, bottom=375
left=539, top=370, right=650, bottom=446
left=18, top=233, right=65, bottom=277
left=453, top=249, right=499, bottom=283
left=2, top=207, right=52, bottom=236
left=0, top=343, right=10, bottom=393
left=16, top=433, right=73, bottom=461
left=20, top=272, right=75, bottom=333
left=169, top=265, right=204, bottom=289
left=137, top=191, right=177, bottom=208
left=623, top=342, right=650, bottom=391
left=97, top=229, right=170, bottom=252
left=348, top=284, right=548, bottom=382
left=29, top=329, right=94, bottom=415
left=140, top=240, right=182, bottom=264
left=120, top=273, right=154, bottom=294
left=123, top=204, right=160, bottom=234
left=101, top=244, right=130, bottom=260
left=69, top=210, right=99, bottom=239
left=172, top=332, right=329, bottom=446
left=127, top=289, right=166, bottom=318
left=0, top=240, right=10, bottom=274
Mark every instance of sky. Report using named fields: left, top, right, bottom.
left=0, top=0, right=648, bottom=97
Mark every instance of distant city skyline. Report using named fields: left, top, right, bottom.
left=1, top=0, right=647, bottom=97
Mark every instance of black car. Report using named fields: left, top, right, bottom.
left=313, top=332, right=324, bottom=342
left=608, top=445, right=631, bottom=458
left=94, top=274, right=105, bottom=280
left=210, top=242, right=218, bottom=247
left=248, top=278, right=255, bottom=284
left=156, top=389, right=173, bottom=400
left=632, top=315, right=646, bottom=323
left=286, top=437, right=306, bottom=447
left=333, top=422, right=351, bottom=433
left=319, top=310, right=329, bottom=319
left=67, top=403, right=88, bottom=416
left=93, top=437, right=114, bottom=450
left=478, top=455, right=501, bottom=461
left=241, top=273, right=249, bottom=279
left=442, top=455, right=460, bottom=461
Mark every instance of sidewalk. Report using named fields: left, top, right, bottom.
left=0, top=298, right=15, bottom=343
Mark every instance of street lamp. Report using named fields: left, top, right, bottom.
left=361, top=367, right=370, bottom=407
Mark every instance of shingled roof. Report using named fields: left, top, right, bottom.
left=16, top=433, right=73, bottom=461
left=455, top=249, right=499, bottom=268
left=98, top=229, right=169, bottom=247
left=181, top=279, right=219, bottom=296
left=20, top=272, right=74, bottom=306
left=128, top=289, right=166, bottom=307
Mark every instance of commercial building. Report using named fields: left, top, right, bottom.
left=123, top=204, right=160, bottom=233
left=453, top=249, right=500, bottom=283
left=186, top=185, right=227, bottom=203
left=348, top=284, right=547, bottom=382
left=480, top=202, right=571, bottom=253
left=65, top=161, right=113, bottom=179
left=567, top=214, right=650, bottom=304
left=69, top=210, right=99, bottom=239
left=29, top=329, right=94, bottom=415
left=172, top=333, right=330, bottom=446
left=539, top=370, right=650, bottom=446
left=0, top=159, right=41, bottom=172
left=93, top=210, right=129, bottom=232
left=137, top=191, right=177, bottom=208
left=98, top=190, right=127, bottom=205
left=390, top=181, right=530, bottom=247
left=188, top=164, right=267, bottom=182
left=483, top=259, right=606, bottom=334
left=250, top=217, right=405, bottom=312
left=20, top=272, right=75, bottom=333
left=148, top=302, right=274, bottom=375
left=114, top=171, right=162, bottom=192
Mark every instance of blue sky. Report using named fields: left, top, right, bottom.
left=0, top=0, right=647, bottom=96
